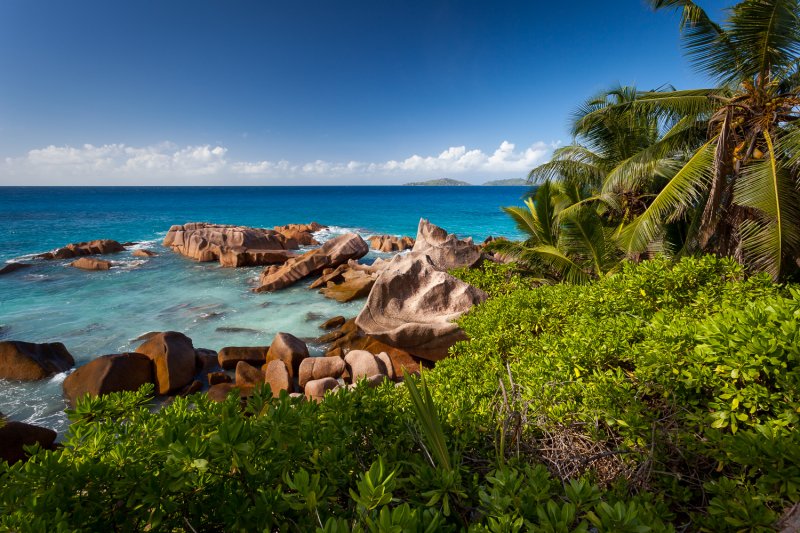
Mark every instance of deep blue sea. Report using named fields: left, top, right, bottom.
left=0, top=186, right=529, bottom=432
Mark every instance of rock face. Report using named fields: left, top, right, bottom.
left=63, top=353, right=153, bottom=404
left=264, top=360, right=292, bottom=397
left=37, top=239, right=125, bottom=260
left=219, top=248, right=295, bottom=268
left=266, top=333, right=308, bottom=377
left=255, top=233, right=369, bottom=292
left=0, top=421, right=57, bottom=464
left=355, top=255, right=488, bottom=361
left=319, top=271, right=375, bottom=302
left=411, top=219, right=482, bottom=270
left=135, top=332, right=197, bottom=395
left=0, top=341, right=75, bottom=381
left=162, top=223, right=298, bottom=266
left=235, top=361, right=265, bottom=386
left=298, top=356, right=345, bottom=388
left=217, top=346, right=269, bottom=370
left=0, top=263, right=32, bottom=275
left=368, top=235, right=415, bottom=252
left=70, top=257, right=112, bottom=270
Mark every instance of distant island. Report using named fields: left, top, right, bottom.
left=482, top=178, right=528, bottom=186
left=403, top=178, right=472, bottom=186
left=402, top=178, right=528, bottom=186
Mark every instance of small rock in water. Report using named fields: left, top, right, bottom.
left=0, top=263, right=32, bottom=276
left=305, top=311, right=325, bottom=322
left=320, top=316, right=346, bottom=330
left=132, top=249, right=157, bottom=257
left=216, top=326, right=260, bottom=334
left=197, top=312, right=225, bottom=321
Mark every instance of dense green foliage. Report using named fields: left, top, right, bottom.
left=2, top=256, right=798, bottom=531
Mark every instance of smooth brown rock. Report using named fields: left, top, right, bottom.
left=309, top=263, right=349, bottom=289
left=135, top=332, right=196, bottom=395
left=217, top=346, right=268, bottom=370
left=38, top=239, right=125, bottom=260
left=235, top=361, right=265, bottom=386
left=218, top=248, right=295, bottom=268
left=349, top=374, right=387, bottom=389
left=70, top=257, right=112, bottom=270
left=0, top=421, right=57, bottom=464
left=62, top=352, right=153, bottom=404
left=355, top=255, right=487, bottom=361
left=375, top=352, right=395, bottom=381
left=411, top=219, right=482, bottom=270
left=0, top=263, right=32, bottom=275
left=132, top=249, right=157, bottom=257
left=264, top=359, right=292, bottom=397
left=344, top=350, right=386, bottom=382
left=163, top=223, right=291, bottom=264
left=320, top=272, right=375, bottom=302
left=298, top=356, right=345, bottom=388
left=207, top=383, right=253, bottom=403
left=320, top=316, right=346, bottom=330
left=266, top=333, right=308, bottom=377
left=255, top=233, right=369, bottom=292
left=304, top=377, right=338, bottom=402
left=208, top=371, right=232, bottom=385
left=0, top=341, right=75, bottom=381
left=195, top=349, right=219, bottom=374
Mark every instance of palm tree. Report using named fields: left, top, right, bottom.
left=594, top=0, right=800, bottom=279
left=489, top=180, right=620, bottom=283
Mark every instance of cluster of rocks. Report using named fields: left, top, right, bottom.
left=162, top=222, right=325, bottom=268
left=368, top=235, right=414, bottom=252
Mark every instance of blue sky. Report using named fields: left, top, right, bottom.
left=0, top=0, right=728, bottom=185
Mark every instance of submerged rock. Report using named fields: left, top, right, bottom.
left=355, top=255, right=487, bottom=361
left=0, top=341, right=75, bottom=381
left=135, top=331, right=196, bottom=395
left=62, top=352, right=153, bottom=405
left=0, top=263, right=32, bottom=275
left=37, top=239, right=125, bottom=260
left=255, top=233, right=368, bottom=292
left=70, top=257, right=112, bottom=271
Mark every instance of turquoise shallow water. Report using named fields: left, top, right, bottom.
left=0, top=186, right=528, bottom=432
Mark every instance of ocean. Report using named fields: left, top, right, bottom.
left=0, top=186, right=529, bottom=433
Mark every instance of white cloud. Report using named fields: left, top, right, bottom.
left=2, top=140, right=554, bottom=185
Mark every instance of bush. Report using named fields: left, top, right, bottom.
left=2, top=256, right=797, bottom=531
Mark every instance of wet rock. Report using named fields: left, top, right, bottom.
left=0, top=421, right=57, bottom=464
left=218, top=346, right=268, bottom=370
left=37, top=239, right=125, bottom=260
left=264, top=359, right=292, bottom=397
left=70, top=257, right=112, bottom=271
left=0, top=341, right=75, bottom=381
left=132, top=249, right=157, bottom=257
left=62, top=352, right=153, bottom=404
left=320, top=316, right=346, bottom=330
left=411, top=218, right=482, bottom=270
left=305, top=311, right=325, bottom=322
left=235, top=361, right=265, bottom=386
left=304, top=377, right=338, bottom=402
left=255, top=233, right=369, bottom=292
left=0, top=263, right=32, bottom=275
left=355, top=255, right=487, bottom=361
left=215, top=326, right=261, bottom=334
left=135, top=331, right=197, bottom=395
left=207, top=371, right=232, bottom=385
left=298, top=356, right=345, bottom=388
left=266, top=333, right=308, bottom=377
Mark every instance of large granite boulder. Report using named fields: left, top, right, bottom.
left=70, top=257, right=112, bottom=270
left=355, top=255, right=487, bottom=361
left=37, top=239, right=125, bottom=260
left=135, top=332, right=196, bottom=395
left=264, top=359, right=292, bottom=397
left=0, top=420, right=57, bottom=464
left=62, top=353, right=153, bottom=404
left=163, top=223, right=296, bottom=265
left=235, top=361, right=265, bottom=386
left=411, top=219, right=482, bottom=270
left=217, top=346, right=269, bottom=370
left=274, top=222, right=325, bottom=246
left=368, top=235, right=415, bottom=252
left=344, top=350, right=388, bottom=382
left=0, top=341, right=75, bottom=381
left=255, top=233, right=369, bottom=292
left=298, top=356, right=345, bottom=388
left=266, top=333, right=308, bottom=377
left=304, top=377, right=338, bottom=402
left=219, top=248, right=295, bottom=268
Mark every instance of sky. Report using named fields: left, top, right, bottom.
left=0, top=0, right=729, bottom=185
